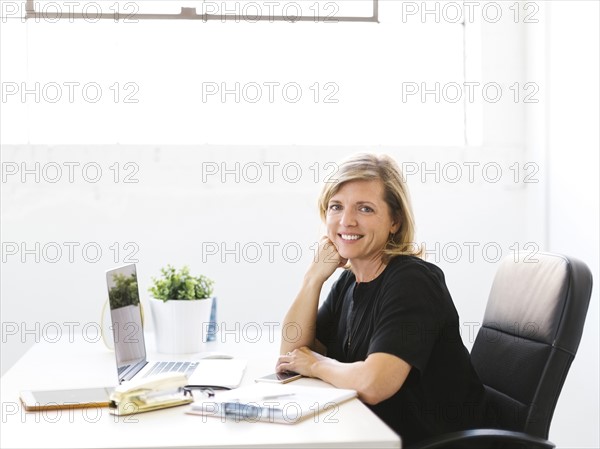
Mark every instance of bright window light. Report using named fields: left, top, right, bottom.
left=1, top=1, right=468, bottom=145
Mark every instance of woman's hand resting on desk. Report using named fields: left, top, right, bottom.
left=276, top=347, right=327, bottom=378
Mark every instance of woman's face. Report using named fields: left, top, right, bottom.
left=326, top=179, right=399, bottom=263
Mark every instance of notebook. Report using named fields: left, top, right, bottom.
left=187, top=383, right=357, bottom=424
left=106, top=264, right=246, bottom=388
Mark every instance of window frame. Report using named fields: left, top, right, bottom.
left=23, top=0, right=379, bottom=23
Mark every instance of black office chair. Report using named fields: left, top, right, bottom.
left=412, top=252, right=593, bottom=449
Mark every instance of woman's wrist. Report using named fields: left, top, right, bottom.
left=309, top=354, right=331, bottom=379
left=303, top=271, right=328, bottom=288
left=310, top=358, right=324, bottom=378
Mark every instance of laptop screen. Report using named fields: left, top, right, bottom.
left=106, top=264, right=147, bottom=375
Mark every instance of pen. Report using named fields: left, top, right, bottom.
left=226, top=393, right=296, bottom=403
left=261, top=393, right=296, bottom=400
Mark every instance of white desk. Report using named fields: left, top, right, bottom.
left=0, top=333, right=401, bottom=448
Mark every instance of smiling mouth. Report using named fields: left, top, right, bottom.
left=339, top=234, right=364, bottom=241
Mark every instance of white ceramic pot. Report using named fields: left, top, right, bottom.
left=149, top=297, right=213, bottom=354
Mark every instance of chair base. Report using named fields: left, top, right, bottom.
left=408, top=429, right=555, bottom=449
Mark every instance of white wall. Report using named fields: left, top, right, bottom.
left=544, top=3, right=600, bottom=448
left=1, top=1, right=598, bottom=448
left=1, top=144, right=528, bottom=357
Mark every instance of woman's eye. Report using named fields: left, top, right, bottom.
left=329, top=204, right=341, bottom=211
left=360, top=206, right=374, bottom=213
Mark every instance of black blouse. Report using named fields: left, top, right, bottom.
left=316, top=255, right=484, bottom=445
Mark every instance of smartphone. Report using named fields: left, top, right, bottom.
left=255, top=371, right=302, bottom=384
left=20, top=387, right=114, bottom=411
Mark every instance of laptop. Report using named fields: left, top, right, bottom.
left=106, top=264, right=246, bottom=388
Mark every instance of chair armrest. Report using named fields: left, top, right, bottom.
left=408, top=428, right=555, bottom=449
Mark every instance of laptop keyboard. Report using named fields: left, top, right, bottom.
left=143, top=361, right=199, bottom=377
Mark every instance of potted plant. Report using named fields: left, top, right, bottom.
left=148, top=265, right=215, bottom=354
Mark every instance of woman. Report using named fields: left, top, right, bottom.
left=277, top=153, right=484, bottom=445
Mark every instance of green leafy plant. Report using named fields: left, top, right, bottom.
left=108, top=272, right=140, bottom=309
left=148, top=265, right=214, bottom=301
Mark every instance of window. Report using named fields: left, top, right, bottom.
left=2, top=1, right=475, bottom=145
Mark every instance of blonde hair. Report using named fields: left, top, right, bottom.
left=318, top=153, right=422, bottom=261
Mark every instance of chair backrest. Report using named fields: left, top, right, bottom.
left=470, top=252, right=593, bottom=439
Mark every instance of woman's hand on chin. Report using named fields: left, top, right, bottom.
left=306, top=236, right=348, bottom=283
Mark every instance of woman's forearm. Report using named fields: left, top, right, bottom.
left=277, top=347, right=407, bottom=405
left=280, top=236, right=343, bottom=355
left=280, top=275, right=324, bottom=355
left=311, top=358, right=379, bottom=404
left=311, top=355, right=410, bottom=406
